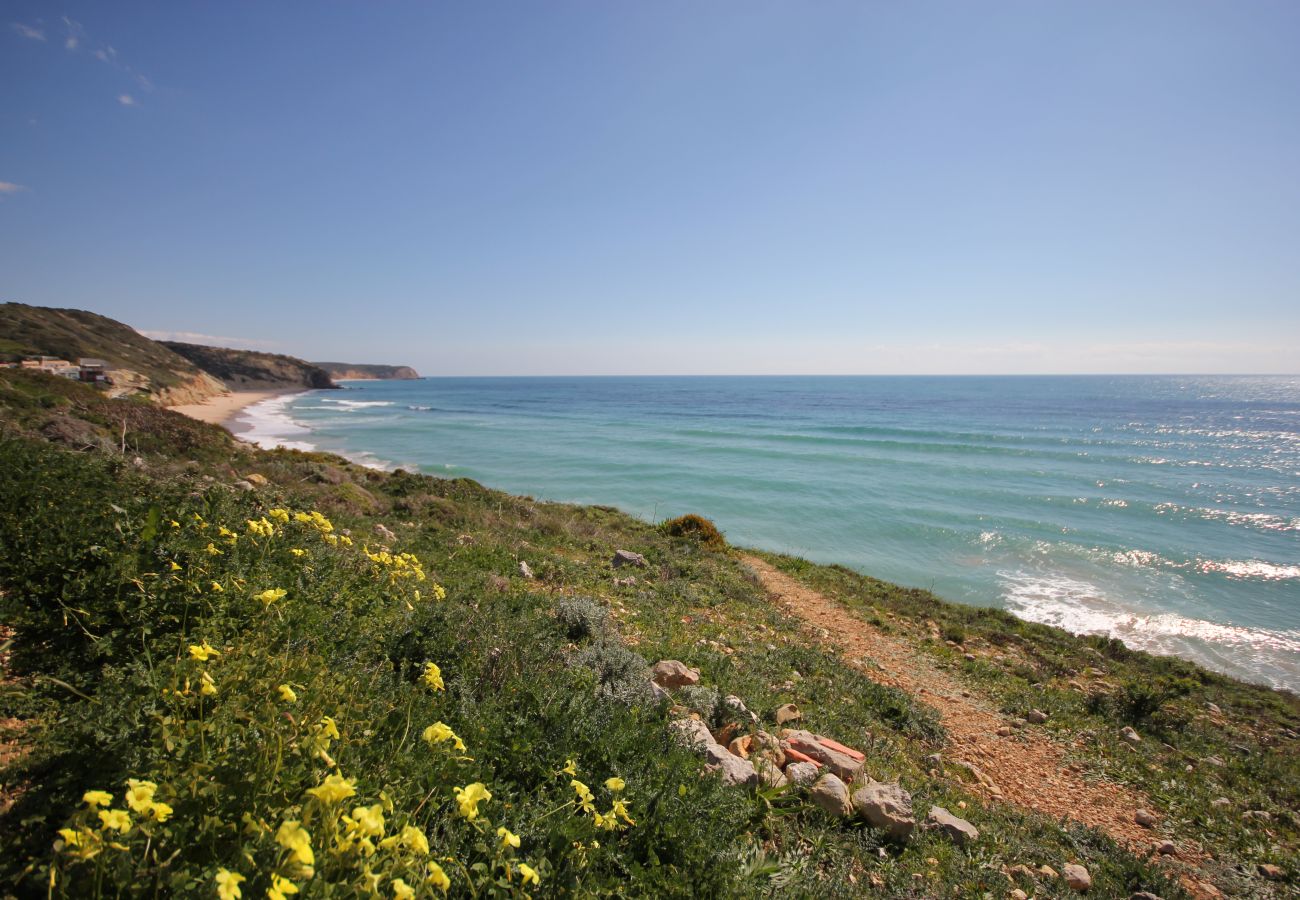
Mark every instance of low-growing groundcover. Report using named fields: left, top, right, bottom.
left=1, top=371, right=1291, bottom=897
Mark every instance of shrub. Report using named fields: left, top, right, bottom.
left=660, top=514, right=727, bottom=550
left=554, top=596, right=609, bottom=641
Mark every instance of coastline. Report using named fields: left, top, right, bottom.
left=169, top=388, right=304, bottom=437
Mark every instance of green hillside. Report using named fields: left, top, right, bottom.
left=162, top=342, right=337, bottom=390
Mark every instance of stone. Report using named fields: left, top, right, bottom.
left=1242, top=810, right=1271, bottom=822
left=723, top=694, right=759, bottom=723
left=924, top=753, right=943, bottom=772
left=1007, top=865, right=1034, bottom=881
left=781, top=729, right=865, bottom=781
left=612, top=549, right=648, bottom=568
left=1257, top=864, right=1284, bottom=881
left=852, top=779, right=916, bottom=842
left=613, top=576, right=636, bottom=587
left=1039, top=865, right=1059, bottom=879
left=518, top=560, right=534, bottom=579
left=233, top=480, right=255, bottom=491
left=1135, top=809, right=1158, bottom=827
left=774, top=703, right=802, bottom=725
left=925, top=806, right=979, bottom=846
left=1130, top=893, right=1164, bottom=900
left=1120, top=726, right=1142, bottom=744
left=1027, top=709, right=1049, bottom=724
left=244, top=473, right=267, bottom=485
left=1204, top=755, right=1225, bottom=767
left=784, top=761, right=819, bottom=786
left=809, top=773, right=852, bottom=818
left=670, top=717, right=715, bottom=752
left=1210, top=797, right=1230, bottom=808
left=756, top=758, right=788, bottom=789
left=649, top=681, right=670, bottom=703
left=1155, top=840, right=1176, bottom=856
left=669, top=718, right=758, bottom=787
left=1063, top=864, right=1091, bottom=891
left=997, top=725, right=1014, bottom=737
left=1206, top=702, right=1222, bottom=715
left=651, top=660, right=700, bottom=689
left=375, top=523, right=397, bottom=543
left=1010, top=891, right=1028, bottom=900
left=752, top=731, right=785, bottom=768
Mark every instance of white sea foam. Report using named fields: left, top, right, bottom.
left=1000, top=571, right=1300, bottom=690
left=319, top=398, right=395, bottom=409
left=234, top=394, right=316, bottom=452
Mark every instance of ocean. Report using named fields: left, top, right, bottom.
left=239, top=375, right=1300, bottom=692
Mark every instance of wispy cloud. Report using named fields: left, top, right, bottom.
left=117, top=93, right=136, bottom=107
left=12, top=22, right=45, bottom=41
left=93, top=44, right=116, bottom=63
left=0, top=181, right=27, bottom=196
left=138, top=330, right=283, bottom=352
left=61, top=16, right=84, bottom=50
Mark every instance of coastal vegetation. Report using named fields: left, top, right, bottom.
left=0, top=367, right=1296, bottom=897
left=160, top=342, right=337, bottom=392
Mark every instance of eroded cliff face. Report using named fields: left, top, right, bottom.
left=153, top=371, right=230, bottom=406
left=161, top=343, right=338, bottom=391
left=313, top=363, right=420, bottom=380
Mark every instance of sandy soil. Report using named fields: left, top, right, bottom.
left=169, top=389, right=298, bottom=435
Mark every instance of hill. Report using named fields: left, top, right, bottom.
left=0, top=302, right=225, bottom=405
left=0, top=367, right=1295, bottom=898
left=314, top=362, right=420, bottom=380
left=161, top=342, right=338, bottom=391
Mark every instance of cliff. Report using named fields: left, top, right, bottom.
left=0, top=302, right=226, bottom=405
left=162, top=342, right=338, bottom=391
left=313, top=361, right=420, bottom=380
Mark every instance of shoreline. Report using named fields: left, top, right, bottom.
left=169, top=388, right=305, bottom=437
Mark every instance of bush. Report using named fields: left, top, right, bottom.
left=554, top=596, right=609, bottom=641
left=660, top=514, right=727, bottom=550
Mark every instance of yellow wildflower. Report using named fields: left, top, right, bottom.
left=290, top=548, right=306, bottom=557
left=561, top=759, right=578, bottom=776
left=318, top=716, right=340, bottom=739
left=267, top=874, right=299, bottom=900
left=214, top=868, right=245, bottom=900
left=188, top=641, right=221, bottom=661
left=497, top=826, right=520, bottom=849
left=145, top=801, right=173, bottom=822
left=421, top=662, right=444, bottom=691
left=205, top=543, right=223, bottom=555
left=170, top=519, right=180, bottom=528
left=339, top=535, right=353, bottom=546
left=323, top=533, right=338, bottom=545
left=306, top=773, right=355, bottom=805
left=124, top=779, right=157, bottom=812
left=169, top=561, right=182, bottom=571
left=247, top=517, right=275, bottom=537
left=571, top=780, right=595, bottom=812
left=200, top=671, right=218, bottom=696
left=210, top=581, right=224, bottom=593
left=256, top=588, right=287, bottom=606
left=422, top=721, right=466, bottom=752
left=453, top=782, right=491, bottom=820
left=277, top=683, right=297, bottom=703
left=82, top=790, right=114, bottom=807
left=349, top=803, right=385, bottom=838
left=426, top=861, right=451, bottom=893
left=612, top=798, right=634, bottom=825
left=518, top=862, right=540, bottom=886
left=604, top=776, right=625, bottom=793
left=275, top=820, right=315, bottom=867
left=391, top=880, right=415, bottom=900
left=57, top=827, right=83, bottom=847
left=97, top=808, right=131, bottom=833
left=400, top=825, right=430, bottom=855
left=268, top=508, right=290, bottom=524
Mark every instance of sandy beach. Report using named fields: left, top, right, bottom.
left=170, top=389, right=301, bottom=436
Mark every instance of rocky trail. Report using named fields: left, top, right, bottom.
left=742, top=556, right=1157, bottom=846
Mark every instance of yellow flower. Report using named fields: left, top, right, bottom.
left=381, top=823, right=430, bottom=855
left=188, top=641, right=221, bottom=661
left=170, top=519, right=180, bottom=528
left=391, top=878, right=415, bottom=900
left=318, top=716, right=340, bottom=739
left=339, top=535, right=353, bottom=546
left=426, top=861, right=451, bottom=893
left=571, top=779, right=594, bottom=812
left=267, top=874, right=299, bottom=900
left=57, top=827, right=83, bottom=847
left=323, top=533, right=339, bottom=545
left=205, top=543, right=223, bottom=555
left=604, top=777, right=625, bottom=793
left=290, top=548, right=306, bottom=557
left=200, top=670, right=218, bottom=696
left=349, top=803, right=385, bottom=838
left=431, top=584, right=447, bottom=601
left=497, top=826, right=520, bottom=849
left=421, top=722, right=466, bottom=752
left=97, top=808, right=131, bottom=833
left=82, top=790, right=114, bottom=807
left=305, top=773, right=356, bottom=805
left=268, top=508, right=290, bottom=524
left=214, top=868, right=245, bottom=900
left=169, top=560, right=182, bottom=571
left=277, top=684, right=297, bottom=703
left=247, top=517, right=276, bottom=537
left=518, top=863, right=540, bottom=886
left=146, top=801, right=174, bottom=822
left=561, top=759, right=578, bottom=776
left=453, top=782, right=491, bottom=820
left=256, top=588, right=287, bottom=606
left=421, top=662, right=444, bottom=691
left=275, top=820, right=315, bottom=867
left=612, top=798, right=635, bottom=825
left=210, top=581, right=224, bottom=593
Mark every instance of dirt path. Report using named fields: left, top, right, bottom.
left=742, top=555, right=1156, bottom=848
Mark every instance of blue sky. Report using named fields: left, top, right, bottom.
left=2, top=1, right=1298, bottom=374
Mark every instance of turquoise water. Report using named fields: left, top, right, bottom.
left=239, top=376, right=1300, bottom=691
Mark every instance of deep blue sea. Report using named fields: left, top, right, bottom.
left=240, top=376, right=1300, bottom=691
